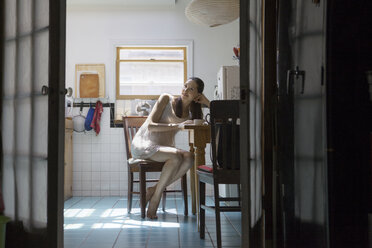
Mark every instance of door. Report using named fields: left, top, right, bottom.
left=240, top=0, right=264, bottom=246
left=277, top=0, right=328, bottom=247
left=1, top=1, right=66, bottom=247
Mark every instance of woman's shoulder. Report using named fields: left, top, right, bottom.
left=159, top=93, right=173, bottom=99
left=158, top=93, right=173, bottom=103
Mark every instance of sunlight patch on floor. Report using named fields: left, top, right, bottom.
left=92, top=223, right=123, bottom=229
left=64, top=223, right=84, bottom=229
left=100, top=208, right=128, bottom=217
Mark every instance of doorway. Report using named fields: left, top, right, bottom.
left=63, top=1, right=243, bottom=248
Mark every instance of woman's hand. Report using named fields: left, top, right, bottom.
left=194, top=93, right=210, bottom=108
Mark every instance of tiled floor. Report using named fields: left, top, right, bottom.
left=64, top=194, right=241, bottom=248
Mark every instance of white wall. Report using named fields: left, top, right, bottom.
left=66, top=0, right=239, bottom=99
left=66, top=0, right=239, bottom=197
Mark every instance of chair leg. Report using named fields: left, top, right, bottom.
left=199, top=180, right=206, bottom=239
left=162, top=188, right=166, bottom=212
left=139, top=167, right=146, bottom=219
left=127, top=170, right=133, bottom=213
left=214, top=183, right=222, bottom=248
left=181, top=174, right=188, bottom=216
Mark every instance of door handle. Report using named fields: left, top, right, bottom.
left=287, top=66, right=305, bottom=94
left=64, top=87, right=73, bottom=97
left=41, top=85, right=49, bottom=95
left=41, top=86, right=73, bottom=97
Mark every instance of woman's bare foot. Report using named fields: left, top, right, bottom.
left=146, top=202, right=158, bottom=219
left=146, top=185, right=156, bottom=206
left=147, top=196, right=161, bottom=219
left=146, top=212, right=158, bottom=219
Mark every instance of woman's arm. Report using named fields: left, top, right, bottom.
left=194, top=93, right=210, bottom=108
left=147, top=94, right=183, bottom=132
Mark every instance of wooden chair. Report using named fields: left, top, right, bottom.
left=197, top=100, right=241, bottom=248
left=123, top=116, right=188, bottom=218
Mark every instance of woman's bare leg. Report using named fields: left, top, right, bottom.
left=146, top=185, right=157, bottom=205
left=146, top=147, right=183, bottom=219
left=163, top=151, right=194, bottom=186
left=145, top=148, right=194, bottom=219
left=146, top=151, right=194, bottom=203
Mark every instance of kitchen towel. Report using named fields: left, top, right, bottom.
left=84, top=107, right=95, bottom=131
left=91, top=101, right=103, bottom=135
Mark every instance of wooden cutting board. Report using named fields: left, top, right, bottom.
left=79, top=73, right=99, bottom=98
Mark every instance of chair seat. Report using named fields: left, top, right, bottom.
left=127, top=158, right=165, bottom=172
left=128, top=158, right=148, bottom=165
left=197, top=167, right=241, bottom=185
left=197, top=165, right=213, bottom=173
left=128, top=157, right=162, bottom=165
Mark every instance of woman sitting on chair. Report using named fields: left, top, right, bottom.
left=131, top=77, right=210, bottom=219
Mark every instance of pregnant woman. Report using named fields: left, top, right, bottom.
left=131, top=77, right=210, bottom=219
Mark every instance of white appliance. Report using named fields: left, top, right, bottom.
left=215, top=65, right=240, bottom=100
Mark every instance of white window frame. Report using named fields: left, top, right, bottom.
left=112, top=40, right=193, bottom=100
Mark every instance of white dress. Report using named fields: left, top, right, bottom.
left=131, top=94, right=189, bottom=159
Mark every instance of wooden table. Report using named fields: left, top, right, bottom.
left=183, top=124, right=210, bottom=224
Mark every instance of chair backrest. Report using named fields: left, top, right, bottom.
left=210, top=100, right=240, bottom=171
left=122, top=116, right=147, bottom=159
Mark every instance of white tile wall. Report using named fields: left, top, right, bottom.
left=72, top=106, right=213, bottom=197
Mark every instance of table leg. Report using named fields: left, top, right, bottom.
left=195, top=146, right=206, bottom=230
left=184, top=126, right=210, bottom=230
left=189, top=144, right=196, bottom=215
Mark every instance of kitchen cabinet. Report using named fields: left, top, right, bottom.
left=64, top=117, right=73, bottom=200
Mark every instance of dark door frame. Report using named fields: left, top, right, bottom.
left=48, top=1, right=66, bottom=247
left=240, top=0, right=251, bottom=247
left=240, top=0, right=278, bottom=246
left=262, top=0, right=277, bottom=246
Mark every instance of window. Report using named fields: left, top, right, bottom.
left=116, top=46, right=187, bottom=100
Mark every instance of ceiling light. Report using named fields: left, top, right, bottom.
left=185, top=0, right=239, bottom=28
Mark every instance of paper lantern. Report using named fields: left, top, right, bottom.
left=185, top=0, right=239, bottom=27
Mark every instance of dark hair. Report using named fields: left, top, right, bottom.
left=175, top=77, right=204, bottom=120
